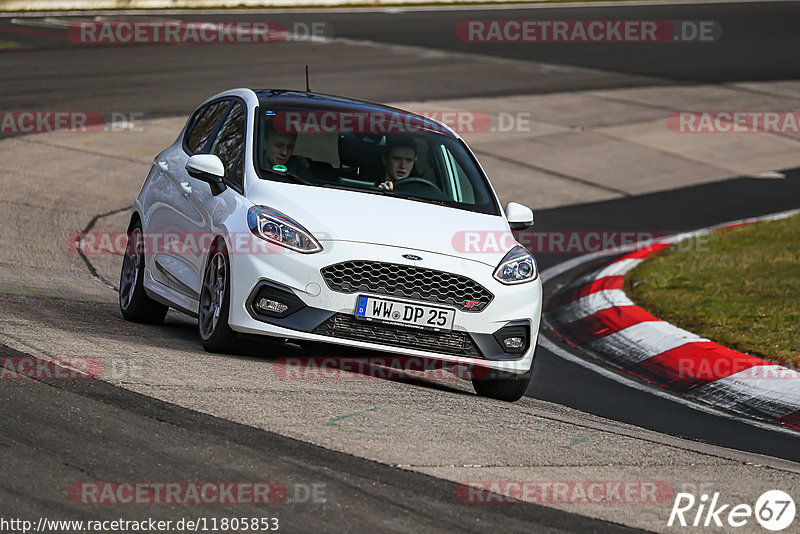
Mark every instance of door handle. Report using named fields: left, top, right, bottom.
left=180, top=182, right=192, bottom=196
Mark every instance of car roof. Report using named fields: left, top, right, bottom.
left=254, top=89, right=458, bottom=138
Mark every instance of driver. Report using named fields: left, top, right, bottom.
left=377, top=139, right=417, bottom=191
left=263, top=129, right=311, bottom=174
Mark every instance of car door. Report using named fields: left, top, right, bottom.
left=150, top=99, right=231, bottom=301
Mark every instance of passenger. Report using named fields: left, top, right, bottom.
left=377, top=139, right=417, bottom=191
left=262, top=128, right=339, bottom=184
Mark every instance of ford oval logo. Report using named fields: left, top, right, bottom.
left=402, top=254, right=423, bottom=261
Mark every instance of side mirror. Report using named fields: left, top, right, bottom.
left=505, top=202, right=534, bottom=231
left=186, top=154, right=226, bottom=196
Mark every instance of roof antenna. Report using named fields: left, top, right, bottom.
left=305, top=65, right=310, bottom=92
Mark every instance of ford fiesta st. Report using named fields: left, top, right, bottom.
left=119, top=88, right=541, bottom=401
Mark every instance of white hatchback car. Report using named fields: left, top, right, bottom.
left=120, top=88, right=542, bottom=401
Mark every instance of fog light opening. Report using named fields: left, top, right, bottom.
left=492, top=323, right=530, bottom=355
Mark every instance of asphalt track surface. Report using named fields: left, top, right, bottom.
left=0, top=343, right=636, bottom=534
left=2, top=2, right=800, bottom=117
left=1, top=1, right=800, bottom=531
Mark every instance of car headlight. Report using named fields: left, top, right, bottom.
left=493, top=245, right=538, bottom=284
left=247, top=206, right=322, bottom=254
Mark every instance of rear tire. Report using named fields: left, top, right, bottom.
left=119, top=223, right=168, bottom=324
left=198, top=245, right=238, bottom=353
left=471, top=368, right=532, bottom=402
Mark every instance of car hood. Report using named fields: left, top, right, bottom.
left=246, top=181, right=515, bottom=267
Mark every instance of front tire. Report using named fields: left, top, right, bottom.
left=198, top=246, right=237, bottom=353
left=119, top=223, right=168, bottom=324
left=471, top=368, right=532, bottom=402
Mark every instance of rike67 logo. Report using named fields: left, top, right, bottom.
left=668, top=490, right=795, bottom=531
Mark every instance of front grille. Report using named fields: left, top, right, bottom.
left=321, top=261, right=493, bottom=312
left=313, top=314, right=482, bottom=358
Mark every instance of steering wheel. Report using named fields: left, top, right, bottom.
left=393, top=177, right=443, bottom=192
left=392, top=177, right=449, bottom=201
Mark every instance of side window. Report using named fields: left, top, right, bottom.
left=210, top=102, right=246, bottom=190
left=439, top=145, right=476, bottom=204
left=451, top=157, right=476, bottom=204
left=186, top=101, right=231, bottom=154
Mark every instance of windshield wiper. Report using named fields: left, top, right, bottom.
left=382, top=190, right=450, bottom=207
left=400, top=196, right=448, bottom=207
left=321, top=182, right=391, bottom=195
left=321, top=182, right=451, bottom=206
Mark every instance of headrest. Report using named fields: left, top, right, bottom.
left=338, top=133, right=384, bottom=175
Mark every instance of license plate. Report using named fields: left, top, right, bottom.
left=354, top=295, right=455, bottom=332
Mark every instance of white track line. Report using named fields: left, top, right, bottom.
left=587, top=321, right=709, bottom=366
left=550, top=289, right=633, bottom=325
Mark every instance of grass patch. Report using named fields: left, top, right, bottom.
left=625, top=214, right=800, bottom=370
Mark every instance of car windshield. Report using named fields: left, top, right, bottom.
left=254, top=107, right=500, bottom=215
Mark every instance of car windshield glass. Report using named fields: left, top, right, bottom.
left=254, top=107, right=499, bottom=215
